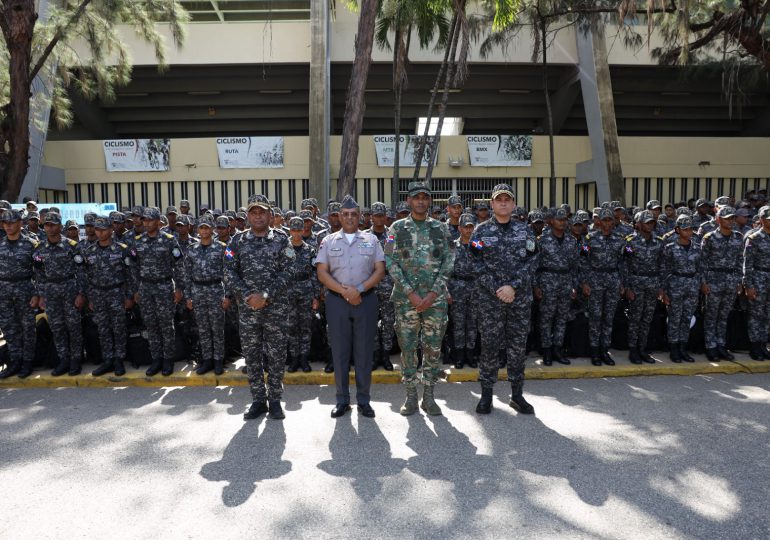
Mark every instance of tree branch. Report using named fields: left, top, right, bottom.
left=542, top=2, right=677, bottom=21
left=29, top=0, right=93, bottom=82
left=658, top=14, right=731, bottom=64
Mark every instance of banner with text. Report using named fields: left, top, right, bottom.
left=216, top=137, right=284, bottom=169
left=466, top=135, right=532, bottom=167
left=373, top=135, right=439, bottom=167
left=103, top=139, right=170, bottom=172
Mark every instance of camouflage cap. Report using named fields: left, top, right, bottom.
left=490, top=183, right=514, bottom=200
left=575, top=210, right=591, bottom=222
left=94, top=216, right=112, bottom=230
left=43, top=212, right=62, bottom=225
left=675, top=215, right=693, bottom=229
left=272, top=207, right=283, bottom=217
left=199, top=202, right=210, bottom=211
left=716, top=206, right=736, bottom=218
left=109, top=211, right=125, bottom=223
left=197, top=215, right=215, bottom=228
left=362, top=207, right=371, bottom=215
left=300, top=198, right=314, bottom=210
left=552, top=207, right=569, bottom=220
left=143, top=207, right=161, bottom=220
left=289, top=216, right=304, bottom=231
left=26, top=211, right=40, bottom=221
left=696, top=198, right=712, bottom=208
left=447, top=195, right=463, bottom=207
left=65, top=219, right=79, bottom=230
left=285, top=210, right=296, bottom=219
left=459, top=213, right=475, bottom=227
left=215, top=216, right=230, bottom=228
left=514, top=206, right=528, bottom=219
left=179, top=199, right=190, bottom=209
left=408, top=180, right=431, bottom=197
left=159, top=215, right=169, bottom=226
left=735, top=208, right=752, bottom=218
left=714, top=196, right=731, bottom=206
left=247, top=193, right=271, bottom=211
left=299, top=209, right=314, bottom=221
left=758, top=206, right=770, bottom=219
left=431, top=206, right=442, bottom=214
left=236, top=211, right=247, bottom=220
left=387, top=209, right=396, bottom=219
left=638, top=210, right=656, bottom=223
left=371, top=202, right=387, bottom=216
left=83, top=212, right=97, bottom=225
left=476, top=201, right=490, bottom=210
left=675, top=207, right=692, bottom=216
left=1, top=209, right=21, bottom=222
left=327, top=202, right=342, bottom=215
left=560, top=203, right=572, bottom=214
left=165, top=206, right=179, bottom=215
left=0, top=200, right=11, bottom=210
left=598, top=207, right=614, bottom=220
left=130, top=205, right=144, bottom=217
left=175, top=215, right=188, bottom=226
left=396, top=201, right=410, bottom=213
left=528, top=210, right=545, bottom=223
left=646, top=199, right=662, bottom=210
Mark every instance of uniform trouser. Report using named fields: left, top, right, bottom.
left=478, top=291, right=532, bottom=394
left=374, top=282, right=396, bottom=351
left=394, top=297, right=448, bottom=388
left=287, top=290, right=314, bottom=357
left=588, top=278, right=621, bottom=348
left=627, top=285, right=659, bottom=349
left=325, top=292, right=377, bottom=405
left=90, top=287, right=127, bottom=362
left=666, top=281, right=699, bottom=343
left=240, top=301, right=287, bottom=402
left=703, top=286, right=738, bottom=349
left=43, top=282, right=83, bottom=364
left=748, top=287, right=770, bottom=343
left=448, top=284, right=477, bottom=350
left=191, top=283, right=225, bottom=362
left=138, top=281, right=176, bottom=361
left=0, top=281, right=37, bottom=365
left=539, top=280, right=572, bottom=348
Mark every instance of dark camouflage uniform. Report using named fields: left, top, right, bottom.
left=83, top=240, right=136, bottom=363
left=132, top=231, right=186, bottom=362
left=286, top=241, right=320, bottom=358
left=367, top=227, right=396, bottom=351
left=448, top=238, right=479, bottom=350
left=471, top=217, right=538, bottom=393
left=33, top=238, right=86, bottom=367
left=742, top=228, right=770, bottom=343
left=0, top=234, right=39, bottom=369
left=661, top=239, right=702, bottom=343
left=224, top=228, right=293, bottom=402
left=185, top=240, right=227, bottom=363
left=385, top=215, right=455, bottom=387
left=701, top=229, right=744, bottom=349
left=536, top=229, right=579, bottom=348
left=622, top=232, right=665, bottom=349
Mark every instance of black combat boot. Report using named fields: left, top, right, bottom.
left=381, top=349, right=394, bottom=371
left=114, top=358, right=126, bottom=376
left=195, top=358, right=214, bottom=375
left=639, top=349, right=655, bottom=364
left=243, top=400, right=268, bottom=420
left=92, top=360, right=114, bottom=377
left=452, top=348, right=465, bottom=369
left=705, top=348, right=720, bottom=362
left=161, top=358, right=174, bottom=377
left=552, top=345, right=571, bottom=365
left=323, top=361, right=334, bottom=373
left=601, top=348, right=616, bottom=366
left=760, top=343, right=770, bottom=361
left=669, top=343, right=683, bottom=363
left=542, top=347, right=553, bottom=367
left=590, top=347, right=602, bottom=366
left=146, top=357, right=162, bottom=376
left=68, top=357, right=82, bottom=376
left=629, top=347, right=643, bottom=364
left=0, top=360, right=21, bottom=379
left=497, top=349, right=506, bottom=369
left=17, top=361, right=33, bottom=379
left=465, top=348, right=478, bottom=368
left=716, top=345, right=734, bottom=361
left=51, top=357, right=70, bottom=377
left=475, top=387, right=494, bottom=414
left=286, top=355, right=300, bottom=373
left=268, top=400, right=285, bottom=420
left=509, top=393, right=535, bottom=415
left=300, top=354, right=312, bottom=373
left=750, top=342, right=763, bottom=360
left=213, top=358, right=224, bottom=375
left=679, top=343, right=695, bottom=363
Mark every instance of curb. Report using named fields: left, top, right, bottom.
left=0, top=351, right=768, bottom=389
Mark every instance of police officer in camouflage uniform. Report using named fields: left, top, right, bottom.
left=742, top=205, right=770, bottom=361
left=132, top=207, right=186, bottom=376
left=81, top=212, right=98, bottom=249
left=366, top=202, right=395, bottom=371
left=623, top=210, right=666, bottom=364
left=33, top=212, right=87, bottom=376
left=471, top=184, right=538, bottom=415
left=185, top=215, right=229, bottom=375
left=661, top=215, right=701, bottom=363
left=286, top=216, right=320, bottom=373
left=446, top=195, right=463, bottom=241
left=447, top=213, right=478, bottom=369
left=0, top=209, right=40, bottom=379
left=580, top=207, right=626, bottom=366
left=386, top=181, right=454, bottom=416
left=225, top=196, right=293, bottom=421
left=701, top=206, right=744, bottom=361
left=534, top=207, right=578, bottom=366
left=87, top=216, right=136, bottom=376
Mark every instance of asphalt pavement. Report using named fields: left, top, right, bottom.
left=1, top=374, right=769, bottom=539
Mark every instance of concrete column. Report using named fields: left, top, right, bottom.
left=575, top=16, right=625, bottom=204
left=308, top=0, right=330, bottom=205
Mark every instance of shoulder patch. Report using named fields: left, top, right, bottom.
left=163, top=232, right=174, bottom=240
left=117, top=242, right=127, bottom=249
left=702, top=231, right=714, bottom=240
left=135, top=234, right=142, bottom=240
left=68, top=239, right=78, bottom=247
left=217, top=240, right=226, bottom=247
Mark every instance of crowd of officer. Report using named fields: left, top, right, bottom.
left=1, top=188, right=770, bottom=402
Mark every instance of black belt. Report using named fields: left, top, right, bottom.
left=92, top=282, right=125, bottom=291
left=672, top=272, right=696, bottom=278
left=328, top=289, right=374, bottom=300
left=294, top=272, right=311, bottom=280
left=633, top=272, right=660, bottom=277
left=192, top=279, right=221, bottom=286
left=140, top=276, right=172, bottom=284
left=0, top=274, right=32, bottom=283
left=538, top=268, right=570, bottom=275
left=45, top=275, right=76, bottom=284
left=754, top=267, right=770, bottom=272
left=591, top=268, right=619, bottom=273
left=452, top=275, right=475, bottom=281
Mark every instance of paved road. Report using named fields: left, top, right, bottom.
left=1, top=374, right=769, bottom=539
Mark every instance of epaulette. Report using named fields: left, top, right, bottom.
left=117, top=242, right=127, bottom=249
left=135, top=234, right=142, bottom=240
left=216, top=240, right=226, bottom=247
left=29, top=237, right=40, bottom=248
left=747, top=229, right=762, bottom=240
left=624, top=235, right=633, bottom=242
left=702, top=231, right=715, bottom=240
left=163, top=232, right=174, bottom=239
left=67, top=239, right=78, bottom=247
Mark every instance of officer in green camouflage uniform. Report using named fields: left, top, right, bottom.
left=385, top=181, right=455, bottom=416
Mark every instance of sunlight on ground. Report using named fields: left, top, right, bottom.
left=649, top=469, right=741, bottom=522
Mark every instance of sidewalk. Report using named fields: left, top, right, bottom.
left=1, top=350, right=768, bottom=388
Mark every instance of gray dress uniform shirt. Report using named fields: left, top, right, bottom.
left=315, top=230, right=385, bottom=286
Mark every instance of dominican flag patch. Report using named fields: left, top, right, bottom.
left=581, top=244, right=590, bottom=253
left=224, top=248, right=234, bottom=260
left=385, top=234, right=395, bottom=244
left=470, top=239, right=484, bottom=251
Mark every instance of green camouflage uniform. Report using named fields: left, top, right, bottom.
left=385, top=215, right=454, bottom=387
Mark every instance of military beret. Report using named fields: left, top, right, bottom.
left=447, top=195, right=463, bottom=207
left=716, top=206, right=736, bottom=218
left=197, top=215, right=214, bottom=228
left=143, top=207, right=161, bottom=220
left=757, top=206, right=770, bottom=219
left=65, top=219, right=79, bottom=230
left=215, top=216, right=230, bottom=228
left=43, top=212, right=62, bottom=225
left=289, top=217, right=304, bottom=231
left=83, top=212, right=97, bottom=225
left=371, top=202, right=387, bottom=216
left=165, top=206, right=178, bottom=215
left=490, top=183, right=514, bottom=200
left=675, top=215, right=693, bottom=229
left=459, top=213, right=475, bottom=227
left=94, top=216, right=112, bottom=230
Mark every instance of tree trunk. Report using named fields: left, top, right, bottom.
left=392, top=27, right=403, bottom=206
left=336, top=0, right=378, bottom=201
left=0, top=0, right=37, bottom=202
left=542, top=15, right=556, bottom=206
